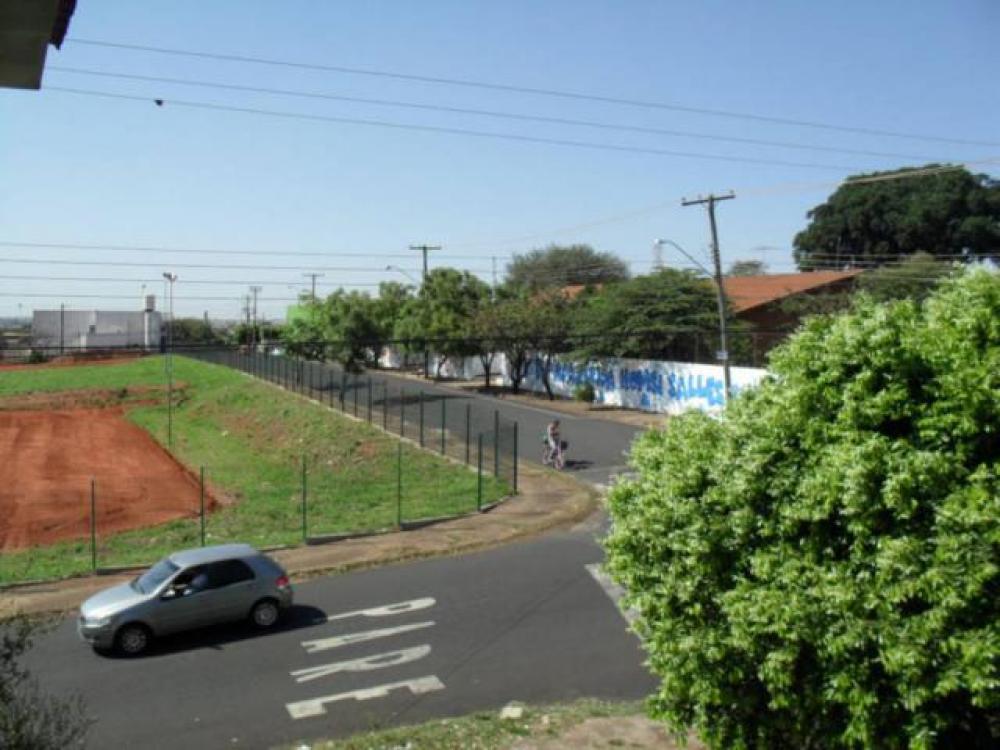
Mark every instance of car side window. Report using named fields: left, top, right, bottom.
left=206, top=559, right=255, bottom=589
left=168, top=566, right=208, bottom=595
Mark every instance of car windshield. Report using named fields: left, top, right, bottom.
left=134, top=559, right=180, bottom=594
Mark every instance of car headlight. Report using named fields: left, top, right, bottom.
left=83, top=615, right=113, bottom=628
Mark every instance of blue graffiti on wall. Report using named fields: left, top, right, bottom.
left=526, top=356, right=743, bottom=411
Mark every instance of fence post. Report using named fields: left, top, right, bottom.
left=513, top=421, right=519, bottom=493
left=493, top=409, right=500, bottom=478
left=465, top=403, right=471, bottom=464
left=440, top=398, right=446, bottom=454
left=396, top=441, right=403, bottom=528
left=353, top=375, right=359, bottom=416
left=301, top=454, right=308, bottom=541
left=90, top=477, right=97, bottom=572
left=382, top=383, right=388, bottom=431
left=199, top=467, right=206, bottom=546
left=477, top=434, right=483, bottom=511
left=399, top=388, right=405, bottom=436
left=419, top=392, right=425, bottom=447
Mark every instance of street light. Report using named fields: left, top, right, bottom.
left=654, top=238, right=732, bottom=402
left=385, top=265, right=418, bottom=284
left=162, top=272, right=177, bottom=448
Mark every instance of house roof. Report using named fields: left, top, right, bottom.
left=722, top=270, right=863, bottom=314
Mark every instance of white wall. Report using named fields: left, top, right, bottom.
left=378, top=347, right=767, bottom=415
left=516, top=355, right=767, bottom=415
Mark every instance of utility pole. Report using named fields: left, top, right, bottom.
left=302, top=273, right=324, bottom=301
left=491, top=256, right=497, bottom=287
left=162, top=272, right=178, bottom=448
left=681, top=192, right=735, bottom=400
left=250, top=286, right=261, bottom=350
left=410, top=244, right=440, bottom=378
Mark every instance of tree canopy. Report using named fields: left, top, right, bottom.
left=605, top=269, right=1000, bottom=749
left=727, top=259, right=768, bottom=276
left=506, top=244, right=629, bottom=289
left=793, top=165, right=1000, bottom=270
left=572, top=269, right=724, bottom=361
left=392, top=268, right=489, bottom=377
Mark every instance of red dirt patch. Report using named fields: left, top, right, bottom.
left=0, top=385, right=179, bottom=412
left=0, top=409, right=214, bottom=551
left=0, top=352, right=146, bottom=371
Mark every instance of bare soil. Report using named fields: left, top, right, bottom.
left=0, top=408, right=212, bottom=551
left=0, top=352, right=145, bottom=371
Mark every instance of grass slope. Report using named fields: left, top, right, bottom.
left=0, top=356, right=507, bottom=584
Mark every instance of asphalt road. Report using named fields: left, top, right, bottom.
left=27, top=530, right=655, bottom=749
left=367, top=371, right=643, bottom=488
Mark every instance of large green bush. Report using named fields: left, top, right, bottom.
left=605, top=270, right=999, bottom=749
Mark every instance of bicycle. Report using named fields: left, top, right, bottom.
left=542, top=439, right=567, bottom=470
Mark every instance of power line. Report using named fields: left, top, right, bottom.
left=45, top=86, right=869, bottom=172
left=0, top=255, right=459, bottom=273
left=47, top=66, right=946, bottom=162
left=67, top=37, right=1000, bottom=148
left=0, top=274, right=382, bottom=287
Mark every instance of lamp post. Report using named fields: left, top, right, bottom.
left=654, top=238, right=732, bottom=401
left=162, top=272, right=177, bottom=448
left=384, top=265, right=418, bottom=283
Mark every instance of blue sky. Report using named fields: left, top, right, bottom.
left=1, top=0, right=997, bottom=319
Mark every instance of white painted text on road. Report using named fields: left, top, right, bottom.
left=291, top=645, right=431, bottom=683
left=286, top=676, right=445, bottom=719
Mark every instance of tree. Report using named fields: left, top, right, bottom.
left=324, top=290, right=382, bottom=373
left=371, top=281, right=414, bottom=347
left=572, top=269, right=724, bottom=361
left=1, top=616, right=91, bottom=747
left=794, top=165, right=1000, bottom=270
left=470, top=293, right=504, bottom=390
left=727, top=259, right=768, bottom=276
left=856, top=252, right=959, bottom=303
left=394, top=268, right=489, bottom=379
left=506, top=244, right=629, bottom=290
left=604, top=269, right=1000, bottom=749
left=521, top=290, right=577, bottom=401
left=492, top=295, right=533, bottom=394
left=281, top=300, right=327, bottom=360
left=170, top=317, right=223, bottom=345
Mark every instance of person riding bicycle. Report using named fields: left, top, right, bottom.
left=544, top=419, right=562, bottom=465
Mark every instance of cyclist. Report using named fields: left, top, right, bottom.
left=543, top=419, right=564, bottom=468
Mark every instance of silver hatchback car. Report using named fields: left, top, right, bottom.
left=78, top=543, right=293, bottom=655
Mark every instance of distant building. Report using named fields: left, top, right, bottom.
left=32, top=296, right=163, bottom=352
left=723, top=270, right=863, bottom=359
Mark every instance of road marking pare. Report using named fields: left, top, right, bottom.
left=301, top=621, right=435, bottom=654
left=286, top=675, right=445, bottom=719
left=291, top=645, right=432, bottom=683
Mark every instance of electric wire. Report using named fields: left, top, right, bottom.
left=67, top=37, right=1000, bottom=148
left=47, top=66, right=945, bottom=162
left=45, top=86, right=869, bottom=172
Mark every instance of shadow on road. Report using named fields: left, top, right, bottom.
left=96, top=603, right=328, bottom=660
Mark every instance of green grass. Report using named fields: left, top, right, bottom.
left=0, top=356, right=509, bottom=584
left=283, top=699, right=647, bottom=750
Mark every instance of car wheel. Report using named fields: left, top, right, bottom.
left=250, top=599, right=280, bottom=629
left=115, top=623, right=152, bottom=656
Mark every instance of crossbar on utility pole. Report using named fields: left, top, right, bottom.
left=681, top=192, right=735, bottom=401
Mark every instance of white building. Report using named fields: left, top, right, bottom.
left=32, top=296, right=163, bottom=351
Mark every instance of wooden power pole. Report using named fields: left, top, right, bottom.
left=681, top=192, right=735, bottom=400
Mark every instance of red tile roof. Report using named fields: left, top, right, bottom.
left=722, top=270, right=863, bottom=313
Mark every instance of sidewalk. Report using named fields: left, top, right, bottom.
left=0, top=464, right=598, bottom=618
